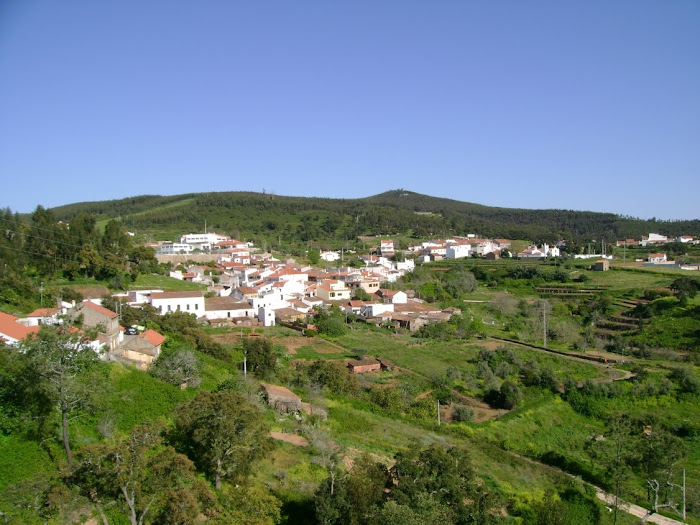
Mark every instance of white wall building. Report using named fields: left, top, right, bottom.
left=150, top=291, right=205, bottom=315
left=446, top=244, right=472, bottom=259
left=158, top=243, right=194, bottom=255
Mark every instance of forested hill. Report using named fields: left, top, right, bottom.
left=48, top=190, right=699, bottom=243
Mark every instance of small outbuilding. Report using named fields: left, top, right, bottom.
left=260, top=383, right=302, bottom=413
left=592, top=259, right=610, bottom=271
left=347, top=358, right=382, bottom=374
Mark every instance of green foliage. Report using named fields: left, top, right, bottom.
left=173, top=390, right=271, bottom=489
left=300, top=360, right=359, bottom=396
left=69, top=422, right=215, bottom=525
left=452, top=405, right=475, bottom=423
left=214, top=483, right=282, bottom=525
left=315, top=307, right=348, bottom=338
left=150, top=349, right=201, bottom=388
left=242, top=337, right=278, bottom=379
left=313, top=454, right=388, bottom=525
left=485, top=380, right=522, bottom=410
left=48, top=190, right=700, bottom=246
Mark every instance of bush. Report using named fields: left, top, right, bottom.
left=150, top=349, right=201, bottom=387
left=452, top=405, right=474, bottom=423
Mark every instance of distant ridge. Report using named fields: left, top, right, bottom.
left=46, top=189, right=699, bottom=243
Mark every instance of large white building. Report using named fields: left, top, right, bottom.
left=150, top=291, right=205, bottom=315
left=178, top=233, right=231, bottom=251
left=446, top=244, right=471, bottom=259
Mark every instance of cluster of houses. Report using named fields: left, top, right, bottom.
left=0, top=301, right=166, bottom=368
left=402, top=237, right=512, bottom=261
left=108, top=256, right=459, bottom=332
left=616, top=233, right=697, bottom=247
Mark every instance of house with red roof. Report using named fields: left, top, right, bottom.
left=316, top=280, right=351, bottom=302
left=0, top=312, right=39, bottom=345
left=115, top=329, right=166, bottom=367
left=24, top=307, right=62, bottom=327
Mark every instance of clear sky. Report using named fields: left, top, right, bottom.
left=1, top=1, right=698, bottom=219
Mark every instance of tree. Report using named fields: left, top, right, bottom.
left=18, top=325, right=102, bottom=467
left=174, top=391, right=271, bottom=489
left=150, top=349, right=201, bottom=388
left=586, top=415, right=639, bottom=525
left=70, top=423, right=213, bottom=525
left=388, top=443, right=490, bottom=523
left=313, top=452, right=388, bottom=525
left=242, top=337, right=278, bottom=379
left=669, top=276, right=698, bottom=306
left=308, top=248, right=321, bottom=265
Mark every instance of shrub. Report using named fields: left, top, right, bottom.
left=452, top=405, right=474, bottom=423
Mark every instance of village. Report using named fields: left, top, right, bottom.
left=1, top=229, right=695, bottom=370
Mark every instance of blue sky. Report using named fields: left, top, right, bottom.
left=1, top=1, right=698, bottom=219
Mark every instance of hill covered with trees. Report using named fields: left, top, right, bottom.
left=46, top=190, right=699, bottom=245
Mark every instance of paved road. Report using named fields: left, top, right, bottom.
left=595, top=490, right=685, bottom=524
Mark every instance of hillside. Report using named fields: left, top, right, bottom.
left=48, top=190, right=700, bottom=244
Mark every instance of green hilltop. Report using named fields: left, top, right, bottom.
left=48, top=189, right=700, bottom=243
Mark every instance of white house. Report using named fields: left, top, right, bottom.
left=150, top=291, right=205, bottom=315
left=446, top=244, right=471, bottom=259
left=395, top=259, right=415, bottom=273
left=204, top=297, right=256, bottom=320
left=518, top=248, right=544, bottom=259
left=23, top=307, right=63, bottom=327
left=320, top=251, right=341, bottom=262
left=380, top=239, right=395, bottom=256
left=158, top=243, right=193, bottom=255
left=258, top=307, right=276, bottom=327
left=316, top=280, right=352, bottom=302
left=640, top=233, right=668, bottom=246
left=647, top=253, right=667, bottom=263
left=376, top=289, right=408, bottom=304
left=360, top=302, right=395, bottom=318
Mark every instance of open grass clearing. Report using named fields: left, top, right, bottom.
left=130, top=273, right=206, bottom=291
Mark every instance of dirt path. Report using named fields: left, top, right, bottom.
left=270, top=431, right=309, bottom=446
left=595, top=490, right=685, bottom=525
left=487, top=336, right=635, bottom=384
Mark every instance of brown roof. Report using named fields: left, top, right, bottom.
left=151, top=291, right=203, bottom=300
left=394, top=302, right=441, bottom=313
left=260, top=382, right=301, bottom=401
left=139, top=329, right=165, bottom=347
left=205, top=297, right=252, bottom=311
left=348, top=358, right=380, bottom=367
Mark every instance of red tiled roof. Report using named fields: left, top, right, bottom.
left=27, top=308, right=61, bottom=317
left=139, top=329, right=165, bottom=347
left=0, top=312, right=39, bottom=341
left=81, top=301, right=119, bottom=319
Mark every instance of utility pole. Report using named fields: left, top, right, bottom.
left=40, top=281, right=44, bottom=307
left=542, top=300, right=548, bottom=349
left=437, top=399, right=441, bottom=426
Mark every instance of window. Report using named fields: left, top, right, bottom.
left=187, top=304, right=190, bottom=311
left=177, top=305, right=180, bottom=311
left=195, top=304, right=199, bottom=310
left=167, top=305, right=172, bottom=312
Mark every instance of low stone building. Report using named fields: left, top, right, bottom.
left=260, top=383, right=302, bottom=413
left=347, top=358, right=382, bottom=374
